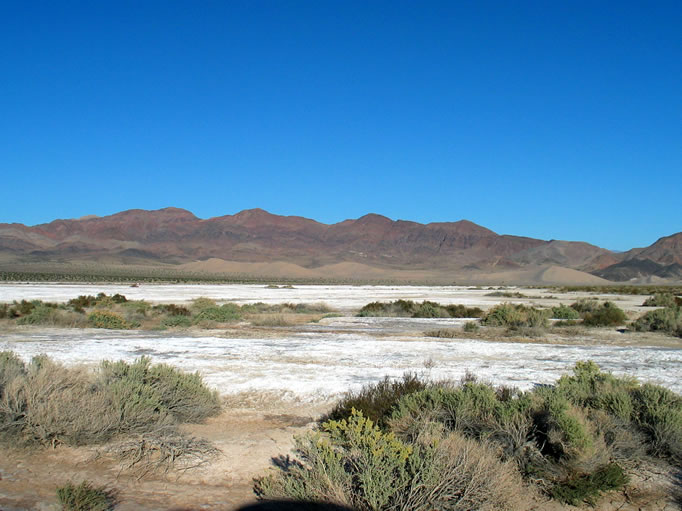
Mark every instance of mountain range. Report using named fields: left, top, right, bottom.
left=0, top=207, right=680, bottom=285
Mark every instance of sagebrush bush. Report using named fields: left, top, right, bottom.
left=325, top=373, right=427, bottom=426
left=56, top=480, right=115, bottom=511
left=551, top=304, right=580, bottom=320
left=257, top=410, right=524, bottom=511
left=631, top=383, right=682, bottom=460
left=582, top=302, right=627, bottom=327
left=463, top=320, right=480, bottom=332
left=632, top=306, right=682, bottom=337
left=0, top=353, right=220, bottom=449
left=192, top=304, right=241, bottom=323
left=160, top=315, right=192, bottom=328
left=99, top=356, right=221, bottom=423
left=481, top=303, right=549, bottom=329
left=549, top=463, right=627, bottom=506
left=88, top=310, right=133, bottom=329
left=358, top=300, right=482, bottom=319
left=642, top=293, right=680, bottom=308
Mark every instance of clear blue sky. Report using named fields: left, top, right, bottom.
left=2, top=1, right=680, bottom=250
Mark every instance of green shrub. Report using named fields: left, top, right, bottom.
left=192, top=304, right=241, bottom=323
left=0, top=303, right=9, bottom=319
left=0, top=353, right=220, bottom=448
left=549, top=463, right=627, bottom=506
left=631, top=306, right=682, bottom=337
left=631, top=383, right=682, bottom=460
left=582, top=302, right=627, bottom=327
left=56, top=480, right=115, bottom=511
left=16, top=304, right=58, bottom=325
left=256, top=410, right=412, bottom=510
left=325, top=373, right=427, bottom=426
left=551, top=304, right=580, bottom=320
left=88, top=310, right=133, bottom=329
left=154, top=303, right=191, bottom=316
left=642, top=293, right=678, bottom=307
left=160, top=315, right=192, bottom=328
left=358, top=300, right=481, bottom=319
left=446, top=304, right=484, bottom=318
left=463, top=321, right=480, bottom=332
left=570, top=298, right=601, bottom=314
left=256, top=411, right=524, bottom=511
left=99, top=356, right=221, bottom=423
left=481, top=303, right=549, bottom=329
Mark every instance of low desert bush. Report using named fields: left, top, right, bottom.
left=263, top=361, right=681, bottom=509
left=256, top=410, right=524, bottom=511
left=358, top=300, right=482, bottom=319
left=481, top=303, right=549, bottom=330
left=88, top=310, right=134, bottom=329
left=549, top=462, right=627, bottom=506
left=581, top=302, right=627, bottom=327
left=192, top=304, right=241, bottom=323
left=159, top=315, right=192, bottom=328
left=324, top=373, right=427, bottom=426
left=56, top=480, right=115, bottom=511
left=631, top=383, right=682, bottom=460
left=642, top=293, right=680, bottom=308
left=485, top=291, right=526, bottom=298
left=631, top=306, right=682, bottom=337
left=0, top=354, right=220, bottom=449
left=99, top=356, right=221, bottom=423
left=570, top=298, right=601, bottom=314
left=551, top=304, right=580, bottom=320
left=463, top=320, right=480, bottom=332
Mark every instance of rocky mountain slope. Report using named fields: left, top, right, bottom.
left=0, top=208, right=679, bottom=283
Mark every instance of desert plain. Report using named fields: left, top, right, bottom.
left=1, top=282, right=681, bottom=510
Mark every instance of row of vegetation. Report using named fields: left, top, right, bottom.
left=556, top=285, right=682, bottom=296
left=358, top=300, right=483, bottom=318
left=422, top=297, right=682, bottom=339
left=257, top=362, right=682, bottom=510
left=0, top=293, right=333, bottom=330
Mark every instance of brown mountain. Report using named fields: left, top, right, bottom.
left=592, top=232, right=682, bottom=282
left=0, top=208, right=679, bottom=283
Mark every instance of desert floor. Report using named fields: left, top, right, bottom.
left=1, top=283, right=680, bottom=510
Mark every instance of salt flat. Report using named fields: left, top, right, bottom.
left=3, top=326, right=680, bottom=399
left=1, top=283, right=678, bottom=399
left=0, top=282, right=647, bottom=310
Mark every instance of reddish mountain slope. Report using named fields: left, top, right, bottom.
left=1, top=208, right=678, bottom=281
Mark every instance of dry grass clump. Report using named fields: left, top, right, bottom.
left=0, top=352, right=221, bottom=474
left=56, top=480, right=116, bottom=511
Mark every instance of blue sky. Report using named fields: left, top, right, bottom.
left=2, top=1, right=680, bottom=250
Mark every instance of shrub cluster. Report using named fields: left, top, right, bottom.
left=632, top=306, right=682, bottom=338
left=481, top=303, right=549, bottom=330
left=1, top=293, right=333, bottom=331
left=0, top=353, right=221, bottom=448
left=258, top=362, right=682, bottom=509
left=642, top=293, right=681, bottom=308
left=358, top=300, right=482, bottom=319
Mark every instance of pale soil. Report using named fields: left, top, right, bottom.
left=0, top=402, right=329, bottom=511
